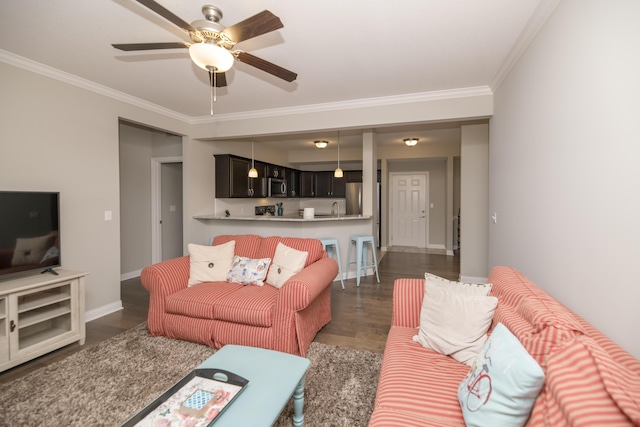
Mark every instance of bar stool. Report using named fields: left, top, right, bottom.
left=346, top=234, right=380, bottom=286
left=318, top=237, right=345, bottom=289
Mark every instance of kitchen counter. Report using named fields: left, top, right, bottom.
left=193, top=214, right=371, bottom=222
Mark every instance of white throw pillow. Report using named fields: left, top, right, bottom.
left=226, top=256, right=271, bottom=286
left=266, top=242, right=309, bottom=289
left=458, top=322, right=545, bottom=427
left=187, top=241, right=235, bottom=286
left=425, top=272, right=493, bottom=296
left=413, top=282, right=498, bottom=365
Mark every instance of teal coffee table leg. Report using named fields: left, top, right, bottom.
left=292, top=374, right=306, bottom=427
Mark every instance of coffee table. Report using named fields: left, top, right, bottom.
left=197, top=345, right=311, bottom=427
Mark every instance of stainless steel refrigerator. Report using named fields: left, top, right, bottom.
left=345, top=182, right=381, bottom=247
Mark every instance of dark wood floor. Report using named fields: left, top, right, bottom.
left=0, top=251, right=458, bottom=384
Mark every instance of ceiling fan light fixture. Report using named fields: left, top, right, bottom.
left=404, top=138, right=419, bottom=147
left=189, top=42, right=235, bottom=72
left=314, top=140, right=328, bottom=149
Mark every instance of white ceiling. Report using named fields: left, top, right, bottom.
left=0, top=0, right=551, bottom=153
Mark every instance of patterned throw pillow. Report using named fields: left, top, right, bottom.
left=226, top=256, right=271, bottom=286
left=187, top=240, right=235, bottom=286
left=458, top=322, right=545, bottom=427
left=266, top=242, right=308, bottom=289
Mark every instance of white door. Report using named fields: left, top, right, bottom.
left=160, top=162, right=183, bottom=261
left=390, top=173, right=428, bottom=247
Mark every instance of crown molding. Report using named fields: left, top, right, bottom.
left=191, top=86, right=494, bottom=124
left=1, top=48, right=492, bottom=126
left=0, top=49, right=191, bottom=123
left=491, top=0, right=561, bottom=91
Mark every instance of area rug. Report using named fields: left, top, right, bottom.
left=0, top=324, right=382, bottom=427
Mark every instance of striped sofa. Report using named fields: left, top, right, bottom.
left=369, top=267, right=640, bottom=426
left=140, top=234, right=338, bottom=357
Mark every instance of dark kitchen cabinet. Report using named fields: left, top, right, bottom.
left=345, top=170, right=363, bottom=183
left=267, top=164, right=287, bottom=179
left=286, top=168, right=299, bottom=197
left=299, top=171, right=315, bottom=197
left=314, top=171, right=346, bottom=197
left=214, top=154, right=266, bottom=198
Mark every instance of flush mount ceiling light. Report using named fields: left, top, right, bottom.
left=314, top=140, right=328, bottom=149
left=404, top=138, right=419, bottom=147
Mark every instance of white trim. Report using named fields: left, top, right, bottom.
left=0, top=49, right=493, bottom=124
left=85, top=301, right=123, bottom=322
left=151, top=156, right=183, bottom=264
left=192, top=86, right=493, bottom=123
left=491, top=0, right=561, bottom=91
left=120, top=269, right=142, bottom=281
left=0, top=49, right=191, bottom=123
left=459, top=275, right=489, bottom=284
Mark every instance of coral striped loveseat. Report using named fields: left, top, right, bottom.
left=369, top=267, right=640, bottom=426
left=140, top=234, right=338, bottom=356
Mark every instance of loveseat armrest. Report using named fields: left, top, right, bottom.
left=278, top=257, right=338, bottom=311
left=140, top=255, right=190, bottom=298
left=392, top=278, right=425, bottom=328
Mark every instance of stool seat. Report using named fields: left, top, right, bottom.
left=318, top=237, right=345, bottom=289
left=346, top=234, right=380, bottom=286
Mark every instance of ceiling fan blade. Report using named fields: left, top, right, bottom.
left=209, top=71, right=228, bottom=88
left=112, top=42, right=189, bottom=51
left=223, top=10, right=283, bottom=43
left=136, top=0, right=195, bottom=33
left=236, top=52, right=297, bottom=82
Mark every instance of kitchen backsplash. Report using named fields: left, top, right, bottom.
left=214, top=197, right=346, bottom=217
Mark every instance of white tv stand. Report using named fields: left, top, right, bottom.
left=0, top=269, right=87, bottom=373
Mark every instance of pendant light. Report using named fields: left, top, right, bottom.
left=334, top=131, right=343, bottom=178
left=248, top=140, right=258, bottom=178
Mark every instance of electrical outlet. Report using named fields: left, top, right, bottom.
left=104, top=210, right=112, bottom=221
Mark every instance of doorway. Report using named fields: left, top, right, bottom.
left=151, top=157, right=183, bottom=263
left=389, top=173, right=429, bottom=248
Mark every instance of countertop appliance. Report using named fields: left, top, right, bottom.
left=268, top=177, right=287, bottom=197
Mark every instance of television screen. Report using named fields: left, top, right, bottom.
left=0, top=191, right=61, bottom=280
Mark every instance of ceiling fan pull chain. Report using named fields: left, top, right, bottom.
left=209, top=68, right=214, bottom=116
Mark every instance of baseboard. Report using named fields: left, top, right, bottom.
left=121, top=269, right=142, bottom=281
left=459, top=275, right=489, bottom=284
left=85, top=300, right=123, bottom=322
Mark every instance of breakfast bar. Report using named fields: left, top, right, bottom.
left=193, top=213, right=376, bottom=285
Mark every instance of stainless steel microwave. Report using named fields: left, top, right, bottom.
left=268, top=177, right=287, bottom=197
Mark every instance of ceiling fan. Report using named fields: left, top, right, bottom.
left=112, top=0, right=297, bottom=89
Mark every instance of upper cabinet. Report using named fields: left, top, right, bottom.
left=214, top=154, right=370, bottom=199
left=214, top=154, right=266, bottom=198
left=299, top=171, right=315, bottom=197
left=286, top=168, right=299, bottom=197
left=314, top=172, right=346, bottom=197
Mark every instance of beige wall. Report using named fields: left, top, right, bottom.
left=460, top=124, right=489, bottom=281
left=490, top=0, right=640, bottom=358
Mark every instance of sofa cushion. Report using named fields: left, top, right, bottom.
left=187, top=241, right=235, bottom=286
left=458, top=323, right=544, bottom=427
left=374, top=326, right=467, bottom=426
left=413, top=282, right=498, bottom=365
left=214, top=284, right=279, bottom=327
left=266, top=242, right=308, bottom=289
left=212, top=234, right=262, bottom=258
left=165, top=282, right=243, bottom=319
left=257, top=236, right=324, bottom=267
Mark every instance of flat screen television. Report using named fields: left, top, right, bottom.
left=0, top=191, right=61, bottom=280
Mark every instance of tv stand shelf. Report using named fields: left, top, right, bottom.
left=0, top=269, right=87, bottom=373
